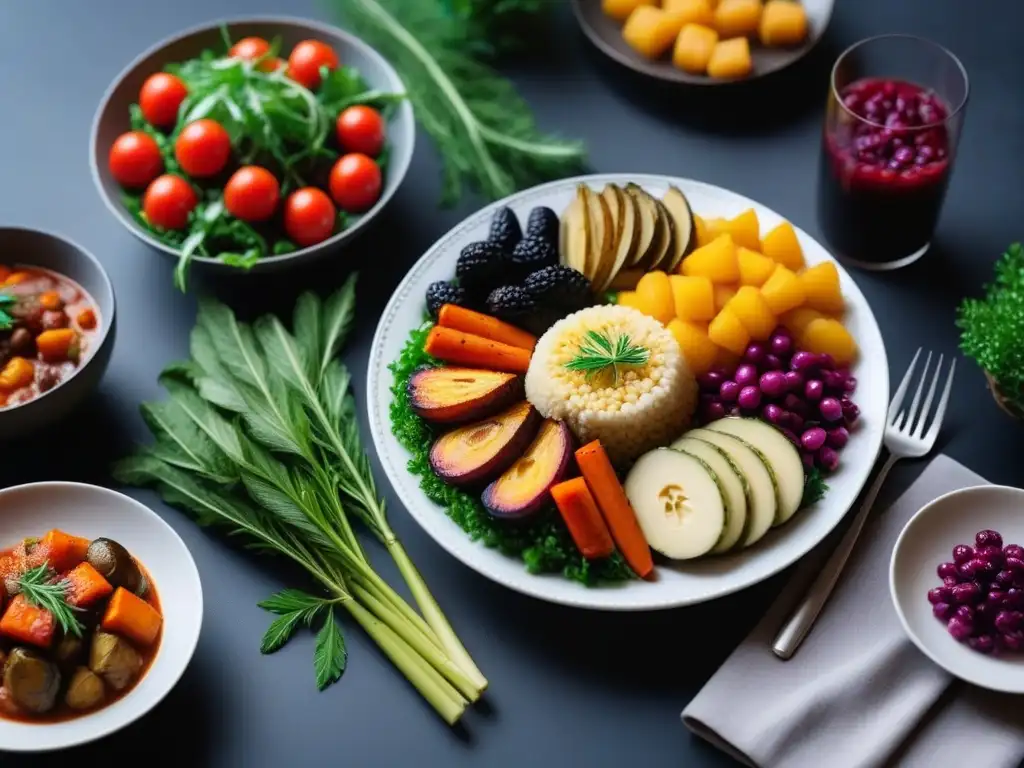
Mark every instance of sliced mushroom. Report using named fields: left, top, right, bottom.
left=65, top=667, right=105, bottom=710
left=89, top=631, right=142, bottom=691
left=86, top=539, right=146, bottom=596
left=3, top=648, right=60, bottom=714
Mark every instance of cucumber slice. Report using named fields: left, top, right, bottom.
left=685, top=429, right=776, bottom=547
left=624, top=448, right=725, bottom=560
left=706, top=417, right=804, bottom=525
left=672, top=436, right=748, bottom=553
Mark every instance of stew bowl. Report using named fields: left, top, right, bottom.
left=0, top=483, right=203, bottom=752
left=0, top=228, right=116, bottom=440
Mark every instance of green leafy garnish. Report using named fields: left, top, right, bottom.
left=18, top=565, right=85, bottom=638
left=444, top=0, right=550, bottom=56
left=0, top=293, right=14, bottom=331
left=564, top=330, right=650, bottom=385
left=801, top=467, right=828, bottom=508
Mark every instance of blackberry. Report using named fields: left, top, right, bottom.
left=486, top=285, right=535, bottom=321
left=509, top=236, right=558, bottom=274
left=487, top=206, right=522, bottom=254
left=425, top=281, right=466, bottom=318
left=455, top=241, right=506, bottom=299
left=525, top=206, right=559, bottom=244
left=524, top=265, right=593, bottom=309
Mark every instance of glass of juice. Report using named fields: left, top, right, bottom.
left=817, top=35, right=969, bottom=270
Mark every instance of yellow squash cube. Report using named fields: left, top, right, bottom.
left=799, top=318, right=858, bottom=365
left=673, top=23, right=719, bottom=74
left=759, top=0, right=808, bottom=46
left=603, top=0, right=657, bottom=22
left=760, top=264, right=804, bottom=315
left=636, top=270, right=675, bottom=325
left=737, top=247, right=776, bottom=286
left=714, top=284, right=738, bottom=312
left=692, top=214, right=712, bottom=248
left=799, top=261, right=845, bottom=314
left=707, top=36, right=752, bottom=78
left=680, top=234, right=740, bottom=284
left=778, top=307, right=823, bottom=337
left=708, top=307, right=751, bottom=356
left=622, top=6, right=679, bottom=59
left=669, top=274, right=716, bottom=321
left=727, top=286, right=777, bottom=341
left=665, top=0, right=715, bottom=26
left=761, top=221, right=804, bottom=270
left=724, top=208, right=761, bottom=250
left=668, top=319, right=719, bottom=375
left=617, top=290, right=645, bottom=313
left=713, top=0, right=762, bottom=37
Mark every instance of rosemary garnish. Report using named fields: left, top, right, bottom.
left=564, top=330, right=650, bottom=385
left=18, top=565, right=85, bottom=638
left=0, top=294, right=15, bottom=331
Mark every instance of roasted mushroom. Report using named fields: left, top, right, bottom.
left=3, top=648, right=60, bottom=713
left=86, top=539, right=146, bottom=596
left=53, top=634, right=85, bottom=670
left=65, top=667, right=105, bottom=711
left=89, top=631, right=142, bottom=691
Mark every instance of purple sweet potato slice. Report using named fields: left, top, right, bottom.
left=429, top=401, right=540, bottom=487
left=408, top=366, right=523, bottom=425
left=482, top=420, right=573, bottom=520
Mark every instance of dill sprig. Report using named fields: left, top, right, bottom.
left=18, top=565, right=85, bottom=638
left=565, top=330, right=650, bottom=385
left=0, top=294, right=14, bottom=331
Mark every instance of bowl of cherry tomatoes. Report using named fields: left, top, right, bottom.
left=90, top=16, right=415, bottom=288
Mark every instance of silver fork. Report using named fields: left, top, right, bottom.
left=772, top=349, right=956, bottom=660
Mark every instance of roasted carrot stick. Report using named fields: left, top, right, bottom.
left=424, top=325, right=532, bottom=373
left=575, top=440, right=654, bottom=578
left=551, top=477, right=615, bottom=560
left=437, top=304, right=536, bottom=351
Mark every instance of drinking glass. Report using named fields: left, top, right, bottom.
left=817, top=35, right=969, bottom=270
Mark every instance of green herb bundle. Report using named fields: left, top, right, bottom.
left=957, top=243, right=1024, bottom=415
left=114, top=276, right=486, bottom=723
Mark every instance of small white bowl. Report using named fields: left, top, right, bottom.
left=890, top=485, right=1024, bottom=694
left=0, top=482, right=203, bottom=751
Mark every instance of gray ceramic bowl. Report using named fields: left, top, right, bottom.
left=89, top=16, right=415, bottom=273
left=0, top=228, right=116, bottom=439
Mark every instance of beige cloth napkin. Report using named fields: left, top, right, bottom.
left=682, top=455, right=1024, bottom=768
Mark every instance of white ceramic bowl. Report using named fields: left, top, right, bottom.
left=890, top=485, right=1024, bottom=694
left=367, top=173, right=888, bottom=610
left=0, top=483, right=203, bottom=751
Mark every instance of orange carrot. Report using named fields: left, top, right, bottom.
left=64, top=562, right=113, bottom=608
left=38, top=291, right=63, bottom=311
left=575, top=440, right=654, bottom=578
left=76, top=307, right=97, bottom=330
left=437, top=304, right=536, bottom=351
left=31, top=529, right=91, bottom=572
left=35, top=329, right=78, bottom=362
left=0, top=357, right=34, bottom=392
left=0, top=594, right=55, bottom=648
left=550, top=477, right=615, bottom=560
left=102, top=587, right=162, bottom=647
left=424, top=325, right=532, bottom=373
left=2, top=271, right=30, bottom=287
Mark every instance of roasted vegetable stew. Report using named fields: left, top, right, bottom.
left=0, top=530, right=162, bottom=722
left=0, top=266, right=101, bottom=409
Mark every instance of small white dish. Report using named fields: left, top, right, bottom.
left=890, top=484, right=1024, bottom=694
left=0, top=482, right=203, bottom=751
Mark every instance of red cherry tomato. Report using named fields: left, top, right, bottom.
left=174, top=119, right=231, bottom=178
left=224, top=166, right=280, bottom=222
left=328, top=153, right=382, bottom=213
left=143, top=175, right=197, bottom=230
left=284, top=188, right=336, bottom=247
left=228, top=37, right=281, bottom=72
left=108, top=131, right=163, bottom=188
left=139, top=73, right=188, bottom=128
left=287, top=40, right=339, bottom=90
left=335, top=106, right=385, bottom=157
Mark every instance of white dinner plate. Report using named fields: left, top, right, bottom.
left=367, top=174, right=888, bottom=610
left=0, top=482, right=203, bottom=751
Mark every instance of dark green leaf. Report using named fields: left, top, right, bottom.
left=313, top=608, right=347, bottom=690
left=258, top=589, right=328, bottom=615
left=260, top=611, right=305, bottom=654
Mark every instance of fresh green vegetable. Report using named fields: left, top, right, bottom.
left=957, top=243, right=1024, bottom=415
left=444, top=0, right=551, bottom=56
left=334, top=0, right=587, bottom=205
left=390, top=322, right=633, bottom=584
left=0, top=293, right=14, bottom=331
left=801, top=467, right=828, bottom=508
left=114, top=277, right=485, bottom=723
left=18, top=565, right=85, bottom=639
left=564, top=330, right=650, bottom=384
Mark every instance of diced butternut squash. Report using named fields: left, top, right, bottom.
left=636, top=271, right=675, bottom=325
left=692, top=214, right=712, bottom=248
left=30, top=529, right=91, bottom=572
left=702, top=217, right=731, bottom=242
left=65, top=562, right=114, bottom=608
left=759, top=0, right=808, bottom=46
left=713, top=284, right=737, bottom=312
left=707, top=36, right=752, bottom=78
left=727, top=286, right=777, bottom=341
left=724, top=208, right=761, bottom=250
left=102, top=587, right=163, bottom=647
left=799, top=261, right=845, bottom=314
left=0, top=595, right=55, bottom=648
left=668, top=319, right=718, bottom=375
left=603, top=0, right=656, bottom=22
left=737, top=247, right=776, bottom=286
left=778, top=307, right=823, bottom=337
left=708, top=307, right=750, bottom=355
left=0, top=357, right=34, bottom=393
left=617, top=290, right=645, bottom=313
left=713, top=0, right=762, bottom=37
left=664, top=0, right=715, bottom=25
left=622, top=6, right=679, bottom=59
left=799, top=318, right=858, bottom=365
left=761, top=221, right=804, bottom=270
left=681, top=234, right=739, bottom=284
left=36, top=329, right=78, bottom=363
left=669, top=275, right=716, bottom=321
left=672, top=23, right=719, bottom=74
left=759, top=264, right=804, bottom=315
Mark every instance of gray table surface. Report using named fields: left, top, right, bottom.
left=1, top=0, right=1023, bottom=765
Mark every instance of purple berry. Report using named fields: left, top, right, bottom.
left=817, top=353, right=835, bottom=369
left=969, top=634, right=996, bottom=654
left=783, top=393, right=809, bottom=417
left=764, top=354, right=783, bottom=371
left=791, top=351, right=818, bottom=371
left=744, top=342, right=767, bottom=365
left=1006, top=557, right=1024, bottom=573
left=770, top=334, right=793, bottom=356
left=947, top=616, right=973, bottom=642
left=783, top=371, right=803, bottom=392
left=762, top=403, right=783, bottom=424
left=781, top=429, right=800, bottom=447
left=801, top=427, right=827, bottom=452
left=817, top=446, right=840, bottom=472
left=978, top=544, right=1004, bottom=569
left=819, top=397, right=843, bottom=422
left=844, top=376, right=858, bottom=393
left=951, top=582, right=982, bottom=604
left=826, top=426, right=849, bottom=449
left=928, top=586, right=952, bottom=605
left=1000, top=632, right=1024, bottom=652
left=735, top=364, right=758, bottom=388
left=1007, top=588, right=1024, bottom=609
left=995, top=610, right=1024, bottom=633
left=933, top=602, right=953, bottom=620
left=823, top=370, right=846, bottom=392
left=760, top=371, right=788, bottom=397
left=703, top=401, right=727, bottom=421
left=720, top=380, right=740, bottom=403
left=943, top=575, right=960, bottom=587
left=738, top=386, right=762, bottom=410
left=783, top=412, right=805, bottom=433
left=996, top=570, right=1016, bottom=588
left=987, top=590, right=1007, bottom=607
left=936, top=562, right=958, bottom=580
left=1003, top=544, right=1024, bottom=561
left=804, top=379, right=824, bottom=401
left=965, top=557, right=996, bottom=579
left=954, top=605, right=975, bottom=622
left=698, top=371, right=725, bottom=391
left=976, top=529, right=1003, bottom=548
left=952, top=544, right=974, bottom=564
left=840, top=397, right=860, bottom=425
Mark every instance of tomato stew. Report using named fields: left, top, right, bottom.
left=0, top=266, right=101, bottom=409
